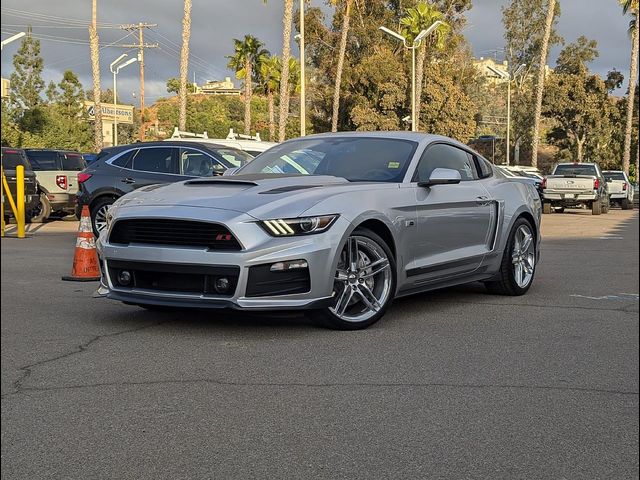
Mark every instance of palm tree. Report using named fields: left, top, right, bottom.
left=620, top=0, right=639, bottom=177
left=228, top=35, right=270, bottom=135
left=89, top=0, right=102, bottom=150
left=331, top=0, right=353, bottom=132
left=400, top=2, right=449, bottom=132
left=530, top=0, right=556, bottom=168
left=258, top=55, right=281, bottom=140
left=178, top=0, right=192, bottom=131
left=278, top=0, right=295, bottom=142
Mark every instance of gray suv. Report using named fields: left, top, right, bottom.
left=76, top=141, right=253, bottom=235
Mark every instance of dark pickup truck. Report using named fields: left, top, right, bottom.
left=1, top=147, right=41, bottom=222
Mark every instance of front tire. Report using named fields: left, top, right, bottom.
left=485, top=217, right=536, bottom=296
left=312, top=228, right=396, bottom=330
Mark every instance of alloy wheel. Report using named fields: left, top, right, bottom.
left=94, top=205, right=110, bottom=232
left=330, top=235, right=392, bottom=323
left=512, top=224, right=535, bottom=288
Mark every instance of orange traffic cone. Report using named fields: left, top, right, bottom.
left=61, top=205, right=101, bottom=282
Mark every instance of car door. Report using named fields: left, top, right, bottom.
left=178, top=147, right=226, bottom=177
left=408, top=142, right=497, bottom=282
left=115, top=146, right=180, bottom=193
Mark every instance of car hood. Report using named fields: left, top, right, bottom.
left=114, top=174, right=391, bottom=220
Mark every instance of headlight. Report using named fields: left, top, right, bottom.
left=260, top=215, right=339, bottom=236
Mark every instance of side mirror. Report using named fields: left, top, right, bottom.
left=418, top=168, right=462, bottom=187
left=223, top=167, right=239, bottom=176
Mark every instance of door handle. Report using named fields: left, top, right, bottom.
left=121, top=177, right=136, bottom=185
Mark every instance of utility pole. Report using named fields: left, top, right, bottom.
left=89, top=0, right=103, bottom=151
left=118, top=23, right=158, bottom=141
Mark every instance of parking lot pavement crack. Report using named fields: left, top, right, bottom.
left=2, top=320, right=171, bottom=400
left=427, top=299, right=639, bottom=314
left=13, top=378, right=639, bottom=398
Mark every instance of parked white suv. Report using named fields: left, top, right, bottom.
left=603, top=170, right=634, bottom=210
left=166, top=128, right=277, bottom=157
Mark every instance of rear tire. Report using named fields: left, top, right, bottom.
left=484, top=217, right=536, bottom=296
left=542, top=203, right=552, bottom=214
left=622, top=198, right=631, bottom=210
left=312, top=227, right=396, bottom=330
left=591, top=200, right=602, bottom=215
left=29, top=194, right=51, bottom=223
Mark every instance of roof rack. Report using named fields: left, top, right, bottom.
left=226, top=128, right=262, bottom=142
left=170, top=127, right=209, bottom=139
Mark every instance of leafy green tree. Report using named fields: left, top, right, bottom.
left=555, top=35, right=598, bottom=74
left=227, top=35, right=270, bottom=135
left=502, top=0, right=562, bottom=164
left=605, top=70, right=625, bottom=92
left=400, top=1, right=450, bottom=131
left=9, top=32, right=46, bottom=132
left=166, top=78, right=181, bottom=94
left=544, top=39, right=616, bottom=162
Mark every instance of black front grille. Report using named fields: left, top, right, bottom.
left=109, top=219, right=241, bottom=250
left=108, top=260, right=240, bottom=297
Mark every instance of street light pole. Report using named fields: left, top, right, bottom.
left=487, top=63, right=525, bottom=166
left=379, top=21, right=444, bottom=133
left=109, top=54, right=137, bottom=146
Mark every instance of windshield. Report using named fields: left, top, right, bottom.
left=604, top=172, right=626, bottom=181
left=554, top=164, right=598, bottom=176
left=1, top=150, right=31, bottom=169
left=237, top=137, right=418, bottom=182
left=211, top=147, right=253, bottom=168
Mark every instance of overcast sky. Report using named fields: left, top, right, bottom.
left=0, top=0, right=634, bottom=106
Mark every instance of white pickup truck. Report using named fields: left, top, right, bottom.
left=603, top=170, right=634, bottom=210
left=542, top=163, right=610, bottom=215
left=24, top=149, right=87, bottom=222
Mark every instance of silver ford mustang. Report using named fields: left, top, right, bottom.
left=96, top=132, right=541, bottom=329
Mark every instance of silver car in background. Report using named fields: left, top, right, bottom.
left=96, top=132, right=541, bottom=330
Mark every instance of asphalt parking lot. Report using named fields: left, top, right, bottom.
left=1, top=209, right=638, bottom=479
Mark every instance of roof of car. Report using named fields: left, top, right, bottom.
left=103, top=140, right=233, bottom=152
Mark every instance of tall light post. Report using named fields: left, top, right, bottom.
left=379, top=21, right=444, bottom=132
left=1, top=32, right=26, bottom=51
left=110, top=54, right=137, bottom=146
left=487, top=63, right=525, bottom=166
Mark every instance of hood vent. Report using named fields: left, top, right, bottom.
left=185, top=179, right=258, bottom=187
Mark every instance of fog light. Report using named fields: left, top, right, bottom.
left=214, top=277, right=230, bottom=293
left=118, top=270, right=132, bottom=286
left=270, top=260, right=308, bottom=272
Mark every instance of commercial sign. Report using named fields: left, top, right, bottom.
left=84, top=101, right=134, bottom=124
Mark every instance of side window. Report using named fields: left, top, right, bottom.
left=475, top=156, right=493, bottom=179
left=415, top=144, right=477, bottom=182
left=180, top=148, right=224, bottom=177
left=111, top=149, right=135, bottom=167
left=131, top=148, right=176, bottom=174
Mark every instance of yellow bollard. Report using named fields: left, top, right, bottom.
left=1, top=166, right=4, bottom=237
left=16, top=165, right=25, bottom=238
